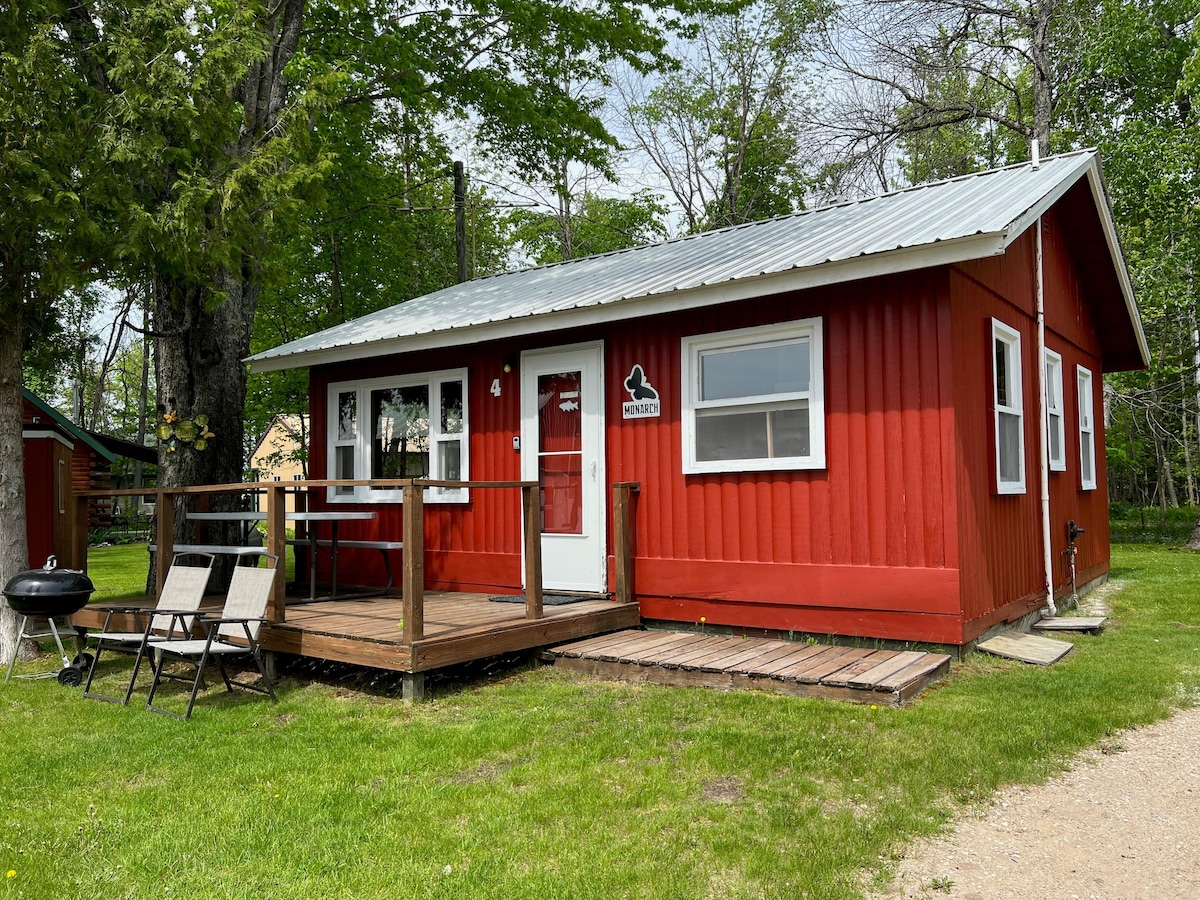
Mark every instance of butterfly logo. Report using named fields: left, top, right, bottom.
left=624, top=364, right=659, bottom=401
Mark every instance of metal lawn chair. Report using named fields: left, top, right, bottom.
left=142, top=555, right=280, bottom=720
left=82, top=553, right=215, bottom=705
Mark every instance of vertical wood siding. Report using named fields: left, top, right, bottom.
left=303, top=212, right=1115, bottom=644
left=603, top=270, right=963, bottom=642
left=22, top=437, right=54, bottom=568
left=308, top=271, right=964, bottom=639
left=951, top=237, right=1044, bottom=632
left=952, top=216, right=1112, bottom=641
left=1041, top=209, right=1112, bottom=594
left=310, top=341, right=529, bottom=592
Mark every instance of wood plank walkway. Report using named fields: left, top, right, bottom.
left=545, top=630, right=952, bottom=706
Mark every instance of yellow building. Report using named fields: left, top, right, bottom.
left=249, top=414, right=308, bottom=513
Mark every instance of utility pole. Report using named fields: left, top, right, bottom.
left=453, top=160, right=467, bottom=283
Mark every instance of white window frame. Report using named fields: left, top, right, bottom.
left=681, top=318, right=825, bottom=474
left=992, top=319, right=1026, bottom=494
left=1044, top=348, right=1066, bottom=472
left=326, top=368, right=469, bottom=503
left=1077, top=364, right=1097, bottom=491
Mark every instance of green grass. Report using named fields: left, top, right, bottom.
left=82, top=542, right=297, bottom=604
left=4, top=544, right=1200, bottom=899
left=86, top=543, right=155, bottom=602
left=1108, top=503, right=1197, bottom=544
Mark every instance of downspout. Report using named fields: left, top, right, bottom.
left=1035, top=214, right=1055, bottom=616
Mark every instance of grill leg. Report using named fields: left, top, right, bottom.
left=3, top=615, right=29, bottom=683
left=45, top=617, right=72, bottom=669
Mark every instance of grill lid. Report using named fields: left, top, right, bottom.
left=3, top=556, right=95, bottom=599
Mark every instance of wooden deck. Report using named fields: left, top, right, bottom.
left=72, top=592, right=641, bottom=675
left=545, top=630, right=952, bottom=706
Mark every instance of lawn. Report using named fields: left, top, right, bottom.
left=84, top=541, right=297, bottom=603
left=3, top=544, right=1199, bottom=899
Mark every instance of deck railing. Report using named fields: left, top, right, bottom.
left=73, top=477, right=637, bottom=640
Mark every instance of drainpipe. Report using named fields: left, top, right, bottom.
left=1035, top=215, right=1055, bottom=616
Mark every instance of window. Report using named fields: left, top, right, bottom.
left=1077, top=365, right=1096, bottom=491
left=1044, top=349, right=1066, bottom=472
left=992, top=319, right=1025, bottom=494
left=682, top=318, right=825, bottom=474
left=326, top=369, right=468, bottom=502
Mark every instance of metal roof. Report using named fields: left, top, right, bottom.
left=249, top=150, right=1147, bottom=372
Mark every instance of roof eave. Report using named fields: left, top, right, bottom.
left=1085, top=165, right=1151, bottom=369
left=248, top=232, right=1008, bottom=374
left=22, top=390, right=117, bottom=462
left=999, top=154, right=1149, bottom=369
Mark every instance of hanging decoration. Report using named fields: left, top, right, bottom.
left=156, top=400, right=215, bottom=453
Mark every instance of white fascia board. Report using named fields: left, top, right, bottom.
left=22, top=428, right=75, bottom=449
left=248, top=232, right=1007, bottom=373
left=998, top=155, right=1149, bottom=369
left=1000, top=153, right=1098, bottom=254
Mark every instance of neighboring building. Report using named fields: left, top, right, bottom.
left=22, top=391, right=157, bottom=569
left=249, top=414, right=308, bottom=513
left=248, top=151, right=1147, bottom=647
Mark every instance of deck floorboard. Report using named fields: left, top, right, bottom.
left=75, top=592, right=639, bottom=674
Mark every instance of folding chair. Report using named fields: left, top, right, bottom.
left=82, top=553, right=215, bottom=705
left=143, top=555, right=280, bottom=720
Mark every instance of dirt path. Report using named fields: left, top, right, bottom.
left=872, top=705, right=1200, bottom=899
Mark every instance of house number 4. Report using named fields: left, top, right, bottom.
left=490, top=378, right=502, bottom=397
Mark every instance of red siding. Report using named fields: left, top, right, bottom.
left=304, top=209, right=1117, bottom=645
left=310, top=341, right=529, bottom=592
left=23, top=437, right=55, bottom=568
left=602, top=272, right=960, bottom=641
left=952, top=217, right=1112, bottom=641
left=1042, top=209, right=1112, bottom=595
left=311, top=271, right=964, bottom=640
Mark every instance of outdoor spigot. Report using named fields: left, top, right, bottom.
left=1067, top=520, right=1085, bottom=543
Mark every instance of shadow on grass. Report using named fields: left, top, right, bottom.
left=276, top=650, right=541, bottom=700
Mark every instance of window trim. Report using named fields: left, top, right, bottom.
left=1044, top=348, right=1066, bottom=472
left=681, top=317, right=825, bottom=474
left=991, top=318, right=1026, bottom=495
left=1077, top=364, right=1097, bottom=491
left=325, top=368, right=470, bottom=504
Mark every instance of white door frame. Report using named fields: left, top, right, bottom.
left=520, top=341, right=607, bottom=593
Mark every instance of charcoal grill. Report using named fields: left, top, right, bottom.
left=3, top=556, right=96, bottom=685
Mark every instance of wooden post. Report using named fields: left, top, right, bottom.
left=266, top=482, right=287, bottom=623
left=402, top=483, right=424, bottom=643
left=522, top=484, right=543, bottom=619
left=155, top=490, right=174, bottom=598
left=293, top=482, right=308, bottom=588
left=72, top=494, right=89, bottom=572
left=194, top=491, right=211, bottom=543
left=613, top=482, right=639, bottom=604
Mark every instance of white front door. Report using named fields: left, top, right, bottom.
left=520, top=343, right=606, bottom=593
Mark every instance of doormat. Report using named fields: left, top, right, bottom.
left=489, top=593, right=604, bottom=606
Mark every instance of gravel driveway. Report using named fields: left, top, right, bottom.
left=872, top=705, right=1200, bottom=899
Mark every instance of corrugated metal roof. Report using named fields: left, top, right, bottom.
left=250, top=150, right=1136, bottom=371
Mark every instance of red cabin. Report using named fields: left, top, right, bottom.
left=249, top=151, right=1147, bottom=647
left=22, top=391, right=156, bottom=569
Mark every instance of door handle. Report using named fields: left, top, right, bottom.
left=590, top=460, right=597, bottom=480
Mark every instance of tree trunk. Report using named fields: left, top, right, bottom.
left=152, top=270, right=258, bottom=513
left=0, top=280, right=30, bottom=668
left=151, top=0, right=305, bottom=536
left=1029, top=0, right=1056, bottom=156
left=1187, top=511, right=1200, bottom=549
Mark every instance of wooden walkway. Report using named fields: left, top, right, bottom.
left=73, top=592, right=640, bottom=676
left=546, top=630, right=952, bottom=706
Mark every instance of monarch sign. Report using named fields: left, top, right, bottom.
left=622, top=364, right=661, bottom=419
